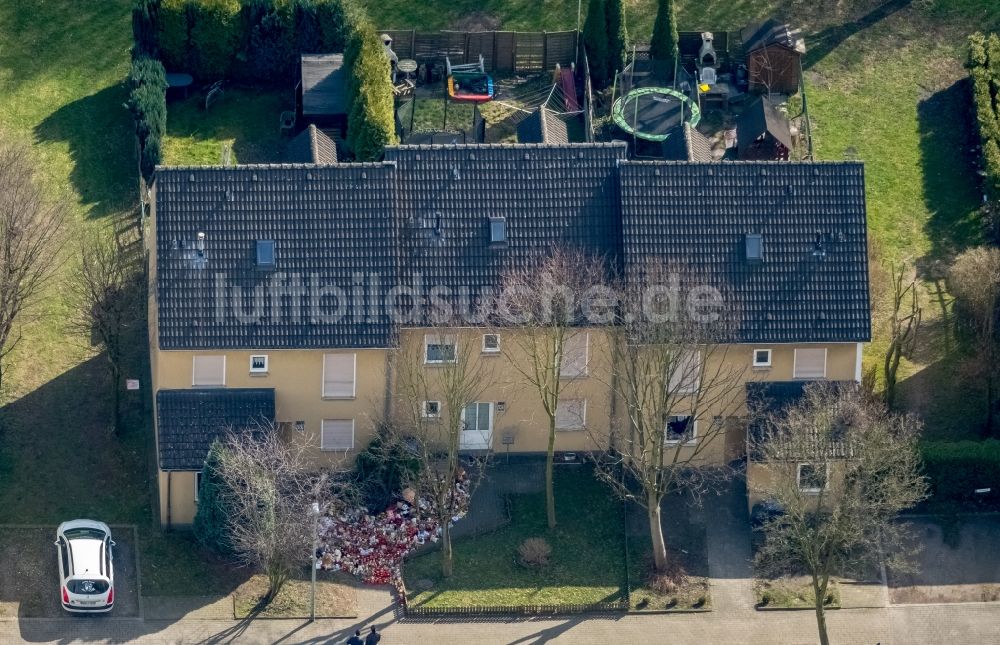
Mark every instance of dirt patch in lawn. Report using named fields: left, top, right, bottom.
left=233, top=571, right=357, bottom=618
left=755, top=576, right=841, bottom=610
left=0, top=526, right=139, bottom=618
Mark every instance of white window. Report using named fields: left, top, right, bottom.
left=555, top=399, right=587, bottom=430
left=321, top=419, right=355, bottom=451
left=250, top=354, right=269, bottom=374
left=425, top=334, right=457, bottom=363
left=322, top=353, right=357, bottom=398
left=797, top=462, right=828, bottom=493
left=482, top=333, right=501, bottom=354
left=461, top=402, right=494, bottom=443
left=668, top=350, right=701, bottom=394
left=752, top=349, right=772, bottom=368
left=192, top=355, right=226, bottom=387
left=560, top=333, right=589, bottom=378
left=793, top=348, right=827, bottom=379
left=422, top=401, right=441, bottom=418
left=664, top=415, right=697, bottom=444
left=194, top=472, right=202, bottom=503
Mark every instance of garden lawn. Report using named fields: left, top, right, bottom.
left=403, top=466, right=626, bottom=607
left=0, top=0, right=243, bottom=599
left=163, top=89, right=291, bottom=166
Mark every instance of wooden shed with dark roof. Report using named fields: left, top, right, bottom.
left=300, top=54, right=347, bottom=124
left=737, top=96, right=794, bottom=160
left=741, top=19, right=806, bottom=95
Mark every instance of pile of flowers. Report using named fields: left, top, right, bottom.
left=315, top=474, right=471, bottom=587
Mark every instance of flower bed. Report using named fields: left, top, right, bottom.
left=315, top=476, right=471, bottom=590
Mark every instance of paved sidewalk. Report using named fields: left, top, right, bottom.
left=704, top=475, right=755, bottom=615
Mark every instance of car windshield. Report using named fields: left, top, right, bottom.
left=67, top=578, right=110, bottom=595
left=64, top=528, right=106, bottom=541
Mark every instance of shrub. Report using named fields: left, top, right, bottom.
left=921, top=439, right=1000, bottom=504
left=605, top=0, right=627, bottom=81
left=517, top=537, right=552, bottom=568
left=126, top=56, right=167, bottom=181
left=650, top=0, right=679, bottom=79
left=353, top=429, right=420, bottom=513
left=189, top=0, right=242, bottom=79
left=647, top=572, right=679, bottom=596
left=238, top=0, right=296, bottom=82
left=968, top=33, right=1000, bottom=203
left=158, top=0, right=191, bottom=71
left=132, top=0, right=161, bottom=58
left=193, top=441, right=234, bottom=554
left=345, top=19, right=397, bottom=160
left=582, top=0, right=608, bottom=89
left=315, top=0, right=349, bottom=52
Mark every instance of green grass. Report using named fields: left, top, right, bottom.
left=163, top=89, right=291, bottom=166
left=403, top=467, right=626, bottom=607
left=755, top=576, right=841, bottom=609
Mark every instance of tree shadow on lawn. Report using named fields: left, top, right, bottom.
left=916, top=78, right=984, bottom=267
left=803, top=0, right=914, bottom=70
left=32, top=83, right=138, bottom=220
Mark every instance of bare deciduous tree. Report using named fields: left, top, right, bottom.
left=0, top=142, right=66, bottom=392
left=495, top=246, right=608, bottom=529
left=68, top=228, right=143, bottom=431
left=390, top=326, right=493, bottom=577
left=214, top=425, right=349, bottom=601
left=949, top=246, right=1000, bottom=436
left=749, top=384, right=928, bottom=645
left=883, top=263, right=921, bottom=407
left=592, top=262, right=745, bottom=573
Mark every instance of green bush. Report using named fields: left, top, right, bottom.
left=352, top=430, right=420, bottom=514
left=314, top=0, right=349, bottom=52
left=605, top=0, right=627, bottom=82
left=921, top=440, right=1000, bottom=504
left=189, top=0, right=242, bottom=79
left=193, top=441, right=234, bottom=554
left=582, top=0, right=609, bottom=90
left=650, top=0, right=679, bottom=80
left=126, top=56, right=167, bottom=181
left=345, top=18, right=397, bottom=160
left=158, top=0, right=191, bottom=71
left=969, top=32, right=1000, bottom=203
left=132, top=0, right=161, bottom=58
left=236, top=0, right=296, bottom=82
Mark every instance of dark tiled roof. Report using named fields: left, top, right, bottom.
left=384, top=143, right=628, bottom=296
left=738, top=97, right=794, bottom=156
left=619, top=161, right=870, bottom=343
left=284, top=125, right=338, bottom=164
left=157, top=388, right=275, bottom=470
left=517, top=108, right=570, bottom=145
left=154, top=164, right=399, bottom=350
left=741, top=19, right=806, bottom=54
left=301, top=54, right=347, bottom=116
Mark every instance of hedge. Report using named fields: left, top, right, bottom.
left=583, top=0, right=609, bottom=89
left=921, top=439, right=1000, bottom=504
left=145, top=0, right=352, bottom=82
left=126, top=56, right=168, bottom=181
left=344, top=12, right=397, bottom=160
left=969, top=32, right=1000, bottom=202
left=132, top=0, right=160, bottom=58
left=650, top=0, right=679, bottom=79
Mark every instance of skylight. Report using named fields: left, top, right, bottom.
left=490, top=217, right=506, bottom=244
left=256, top=240, right=275, bottom=268
left=745, top=233, right=763, bottom=262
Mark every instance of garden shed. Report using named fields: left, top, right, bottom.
left=300, top=54, right=347, bottom=124
left=740, top=19, right=805, bottom=95
left=736, top=96, right=794, bottom=160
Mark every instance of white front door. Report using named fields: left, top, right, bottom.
left=460, top=402, right=493, bottom=450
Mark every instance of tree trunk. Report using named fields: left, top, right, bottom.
left=648, top=498, right=668, bottom=572
left=546, top=416, right=557, bottom=529
left=265, top=563, right=289, bottom=604
left=441, top=515, right=454, bottom=577
left=812, top=574, right=831, bottom=645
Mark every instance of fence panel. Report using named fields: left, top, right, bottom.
left=439, top=31, right=468, bottom=63
left=544, top=31, right=577, bottom=69
left=494, top=31, right=516, bottom=72
left=514, top=32, right=545, bottom=73
left=466, top=31, right=496, bottom=71
left=413, top=32, right=443, bottom=63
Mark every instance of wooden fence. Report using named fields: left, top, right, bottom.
left=379, top=29, right=578, bottom=73
left=404, top=600, right=628, bottom=617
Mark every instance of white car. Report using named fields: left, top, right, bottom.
left=55, top=520, right=115, bottom=613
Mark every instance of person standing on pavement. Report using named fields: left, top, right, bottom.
left=365, top=626, right=381, bottom=645
left=346, top=629, right=363, bottom=645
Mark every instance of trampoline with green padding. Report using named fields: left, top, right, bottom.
left=612, top=87, right=701, bottom=142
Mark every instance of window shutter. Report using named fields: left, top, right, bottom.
left=668, top=350, right=701, bottom=393
left=556, top=399, right=587, bottom=430
left=323, top=353, right=356, bottom=398
left=321, top=419, right=354, bottom=450
left=192, top=355, right=225, bottom=386
left=560, top=333, right=589, bottom=377
left=793, top=348, right=827, bottom=378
